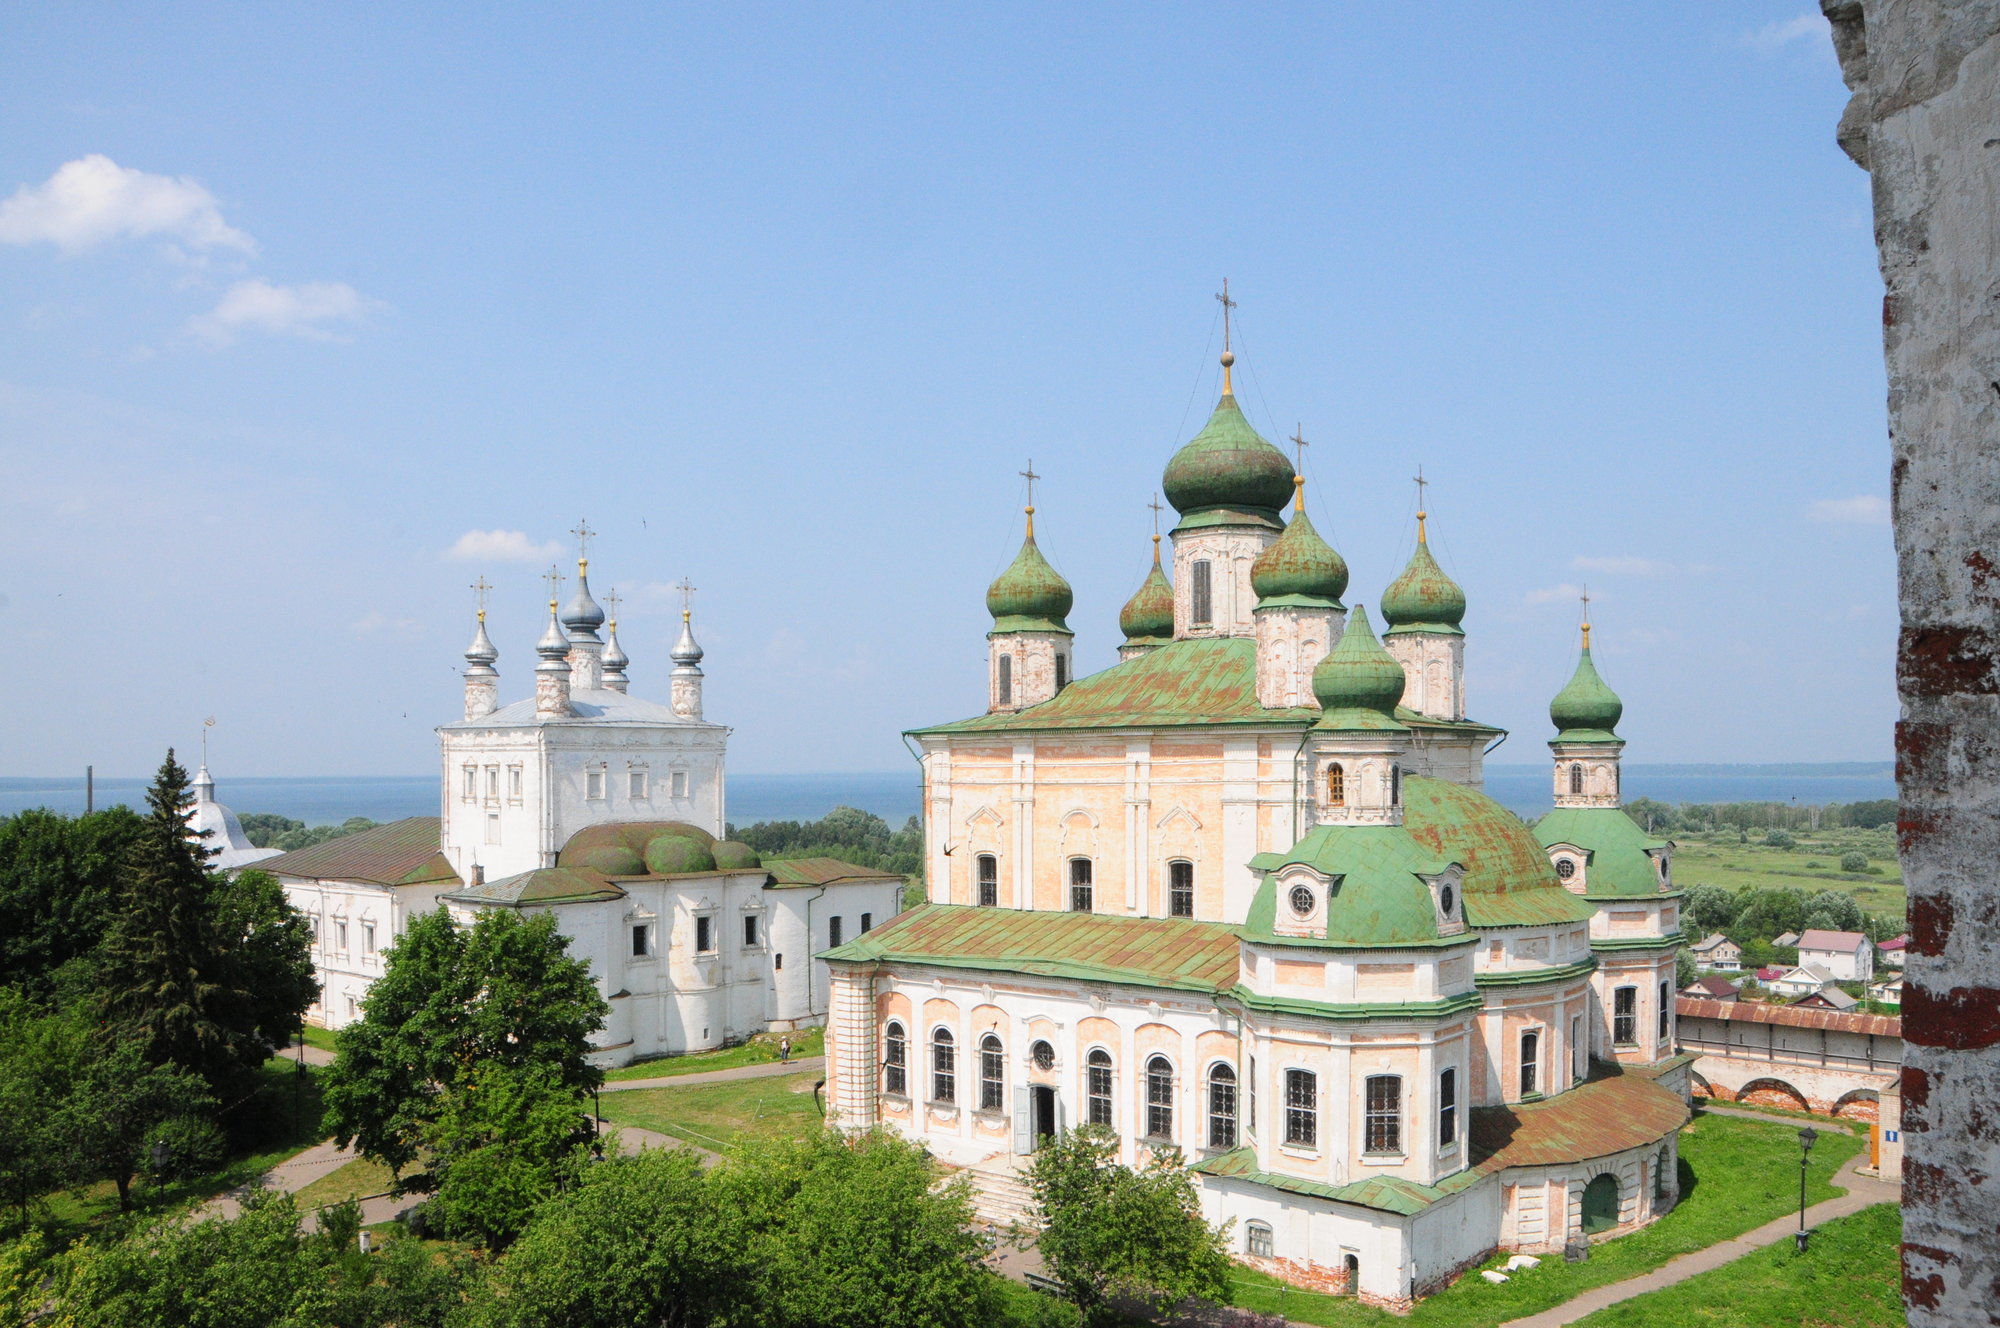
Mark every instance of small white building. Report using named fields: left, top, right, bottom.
left=1688, top=935, right=1742, bottom=972
left=1766, top=963, right=1841, bottom=999
left=1797, top=929, right=1874, bottom=982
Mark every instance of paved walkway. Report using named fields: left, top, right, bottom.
left=201, top=1138, right=416, bottom=1230
left=599, top=1055, right=824, bottom=1093
left=1497, top=1148, right=1899, bottom=1327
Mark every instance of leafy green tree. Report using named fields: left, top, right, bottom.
left=1803, top=888, right=1865, bottom=934
left=1026, top=1125, right=1231, bottom=1326
left=59, top=1040, right=216, bottom=1211
left=209, top=867, right=319, bottom=1064
left=1763, top=829, right=1796, bottom=849
left=1842, top=799, right=1897, bottom=830
left=0, top=993, right=86, bottom=1222
left=1622, top=798, right=1677, bottom=834
left=467, top=1147, right=741, bottom=1328
left=323, top=907, right=605, bottom=1192
left=1675, top=946, right=1698, bottom=989
left=1681, top=884, right=1739, bottom=936
left=0, top=805, right=143, bottom=995
left=423, top=1061, right=594, bottom=1249
left=1730, top=887, right=1808, bottom=947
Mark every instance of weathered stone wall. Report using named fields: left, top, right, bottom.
left=1823, top=2, right=2000, bottom=1319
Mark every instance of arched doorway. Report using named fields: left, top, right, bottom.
left=1832, top=1089, right=1881, bottom=1123
left=1738, top=1078, right=1810, bottom=1112
left=1581, top=1173, right=1621, bottom=1235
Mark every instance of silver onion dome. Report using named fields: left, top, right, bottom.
left=671, top=616, right=704, bottom=667
left=465, top=615, right=498, bottom=668
left=562, top=568, right=605, bottom=636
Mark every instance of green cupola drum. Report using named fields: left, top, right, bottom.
left=1379, top=491, right=1469, bottom=721
left=1548, top=606, right=1625, bottom=808
left=1305, top=605, right=1412, bottom=827
left=985, top=491, right=1075, bottom=715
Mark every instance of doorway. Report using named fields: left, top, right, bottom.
left=1581, top=1173, right=1621, bottom=1235
left=1031, top=1085, right=1057, bottom=1148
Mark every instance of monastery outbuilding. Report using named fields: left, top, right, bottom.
left=264, top=555, right=904, bottom=1063
left=822, top=339, right=1690, bottom=1310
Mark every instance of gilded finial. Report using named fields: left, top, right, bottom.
left=1580, top=585, right=1592, bottom=648
left=1289, top=425, right=1309, bottom=513
left=676, top=576, right=697, bottom=625
left=1216, top=279, right=1238, bottom=395
left=1413, top=466, right=1430, bottom=544
left=1147, top=493, right=1164, bottom=561
left=571, top=519, right=596, bottom=576
left=471, top=575, right=492, bottom=623
left=1020, top=460, right=1040, bottom=538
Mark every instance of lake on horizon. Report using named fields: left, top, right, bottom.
left=0, top=763, right=1893, bottom=828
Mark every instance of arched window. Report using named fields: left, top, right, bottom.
left=1207, top=1064, right=1238, bottom=1148
left=931, top=1028, right=956, bottom=1104
left=1658, top=981, right=1671, bottom=1041
left=1055, top=653, right=1069, bottom=691
left=997, top=654, right=1013, bottom=707
left=1284, top=1069, right=1317, bottom=1147
left=1326, top=762, right=1346, bottom=807
left=1364, top=1075, right=1402, bottom=1154
left=1145, top=1056, right=1174, bottom=1140
left=1438, top=1067, right=1458, bottom=1147
left=1069, top=858, right=1094, bottom=913
left=1613, top=986, right=1638, bottom=1046
left=884, top=1021, right=907, bottom=1096
left=1191, top=560, right=1213, bottom=626
left=1391, top=765, right=1402, bottom=805
left=1654, top=1147, right=1671, bottom=1202
left=1086, top=1049, right=1114, bottom=1126
left=979, top=1033, right=1004, bottom=1111
left=1245, top=1221, right=1274, bottom=1258
left=1520, top=1029, right=1540, bottom=1097
left=1168, top=860, right=1195, bottom=918
left=1569, top=763, right=1584, bottom=796
left=976, top=853, right=998, bottom=907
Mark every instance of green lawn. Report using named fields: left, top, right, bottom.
left=1219, top=1111, right=1863, bottom=1327
left=602, top=1026, right=824, bottom=1082
left=597, top=1069, right=826, bottom=1151
left=292, top=1155, right=398, bottom=1213
left=1570, top=1203, right=1902, bottom=1327
left=1671, top=835, right=1905, bottom=918
left=300, top=1025, right=340, bottom=1053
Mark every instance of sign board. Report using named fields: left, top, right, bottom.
left=1885, top=1130, right=1900, bottom=1143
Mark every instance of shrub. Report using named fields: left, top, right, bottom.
left=1840, top=851, right=1869, bottom=873
left=1764, top=830, right=1796, bottom=849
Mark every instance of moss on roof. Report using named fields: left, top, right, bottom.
left=444, top=865, right=628, bottom=908
left=1403, top=777, right=1596, bottom=928
left=765, top=857, right=906, bottom=888
left=1534, top=807, right=1674, bottom=900
left=260, top=818, right=459, bottom=888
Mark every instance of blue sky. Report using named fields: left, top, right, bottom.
left=0, top=5, right=1891, bottom=778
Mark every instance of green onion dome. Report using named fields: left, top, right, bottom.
left=1162, top=386, right=1296, bottom=524
left=1550, top=632, right=1623, bottom=740
left=1311, top=606, right=1409, bottom=729
left=1119, top=537, right=1175, bottom=642
left=1380, top=529, right=1466, bottom=635
left=986, top=512, right=1074, bottom=635
left=1251, top=485, right=1348, bottom=606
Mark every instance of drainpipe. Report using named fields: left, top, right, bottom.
left=1290, top=728, right=1312, bottom=843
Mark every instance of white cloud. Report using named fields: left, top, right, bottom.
left=446, top=530, right=564, bottom=564
left=0, top=155, right=255, bottom=256
left=1525, top=582, right=1589, bottom=607
left=185, top=279, right=381, bottom=345
left=1809, top=495, right=1891, bottom=525
left=351, top=611, right=420, bottom=636
left=1743, top=14, right=1832, bottom=53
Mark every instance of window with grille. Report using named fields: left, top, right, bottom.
left=1569, top=764, right=1584, bottom=796
left=1086, top=1049, right=1113, bottom=1126
left=1031, top=1040, right=1055, bottom=1071
left=742, top=915, right=758, bottom=947
left=860, top=913, right=872, bottom=933
left=1145, top=1057, right=1174, bottom=1140
left=696, top=915, right=713, bottom=953
left=1246, top=1222, right=1273, bottom=1257
left=980, top=1034, right=1004, bottom=1111
left=1207, top=1063, right=1237, bottom=1148
left=828, top=916, right=843, bottom=948
left=632, top=924, right=650, bottom=958
left=1055, top=653, right=1068, bottom=691
left=884, top=1022, right=907, bottom=1096
left=1069, top=858, right=1093, bottom=912
left=977, top=854, right=998, bottom=907
left=1326, top=762, right=1345, bottom=806
left=1169, top=860, right=1195, bottom=918
left=1613, top=986, right=1638, bottom=1045
left=1284, top=1070, right=1316, bottom=1148
left=1192, top=560, right=1212, bottom=625
left=1520, top=1030, right=1540, bottom=1097
left=998, top=653, right=1012, bottom=706
left=1364, top=1075, right=1401, bottom=1154
left=1438, top=1067, right=1458, bottom=1147
left=931, top=1029, right=955, bottom=1103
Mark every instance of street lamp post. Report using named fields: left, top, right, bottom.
left=1795, top=1126, right=1818, bottom=1251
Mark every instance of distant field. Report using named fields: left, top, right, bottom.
left=1669, top=830, right=1905, bottom=919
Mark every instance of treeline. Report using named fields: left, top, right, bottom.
left=241, top=813, right=381, bottom=853
left=727, top=805, right=923, bottom=880
left=1683, top=881, right=1901, bottom=959
left=0, top=753, right=318, bottom=1220
left=1623, top=797, right=1896, bottom=835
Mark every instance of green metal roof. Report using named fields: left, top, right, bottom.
left=1550, top=644, right=1623, bottom=741
left=819, top=903, right=1242, bottom=993
left=1533, top=807, right=1673, bottom=900
left=1118, top=550, right=1175, bottom=642
left=1242, top=823, right=1461, bottom=949
left=259, top=818, right=459, bottom=888
left=1380, top=538, right=1466, bottom=636
left=1163, top=392, right=1295, bottom=531
left=1311, top=606, right=1409, bottom=731
left=1403, top=777, right=1597, bottom=928
left=443, top=865, right=628, bottom=908
left=1251, top=504, right=1347, bottom=607
left=1194, top=1062, right=1688, bottom=1216
left=764, top=857, right=906, bottom=889
left=986, top=529, right=1074, bottom=635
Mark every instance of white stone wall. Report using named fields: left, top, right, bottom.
left=1383, top=632, right=1465, bottom=722
left=1550, top=743, right=1622, bottom=808
left=1304, top=736, right=1404, bottom=827
left=1254, top=604, right=1345, bottom=708
left=987, top=632, right=1069, bottom=712
left=1172, top=527, right=1277, bottom=638
left=282, top=877, right=457, bottom=1028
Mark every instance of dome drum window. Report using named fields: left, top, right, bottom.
left=1555, top=858, right=1577, bottom=879
left=1288, top=883, right=1316, bottom=917
left=1325, top=762, right=1345, bottom=807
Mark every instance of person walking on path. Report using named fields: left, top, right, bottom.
left=780, top=1036, right=791, bottom=1063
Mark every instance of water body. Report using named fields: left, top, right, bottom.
left=1483, top=763, right=1896, bottom=819
left=0, top=772, right=923, bottom=829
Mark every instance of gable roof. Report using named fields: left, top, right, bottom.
left=1690, top=934, right=1739, bottom=953
left=821, top=903, right=1242, bottom=994
left=259, top=818, right=459, bottom=888
left=908, top=636, right=1501, bottom=739
left=1682, top=975, right=1740, bottom=998
left=1797, top=929, right=1870, bottom=952
left=443, top=865, right=629, bottom=908
left=1795, top=986, right=1858, bottom=1010
left=765, top=857, right=907, bottom=889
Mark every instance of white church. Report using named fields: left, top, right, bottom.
left=262, top=551, right=905, bottom=1063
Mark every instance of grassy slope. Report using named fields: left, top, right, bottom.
left=602, top=1026, right=824, bottom=1083
left=1569, top=1203, right=1902, bottom=1327
left=1671, top=833, right=1905, bottom=918
left=597, top=1069, right=826, bottom=1150
left=1220, top=1112, right=1863, bottom=1328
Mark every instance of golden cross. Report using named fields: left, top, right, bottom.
left=471, top=576, right=492, bottom=621
left=571, top=519, right=596, bottom=566
left=1216, top=278, right=1236, bottom=353
left=543, top=563, right=565, bottom=607
left=676, top=576, right=697, bottom=623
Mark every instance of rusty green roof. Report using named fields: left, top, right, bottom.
left=1194, top=1063, right=1687, bottom=1215
left=442, top=865, right=627, bottom=908
left=1403, top=777, right=1595, bottom=929
left=820, top=903, right=1242, bottom=992
left=259, top=818, right=459, bottom=888
left=1534, top=808, right=1675, bottom=900
left=764, top=857, right=907, bottom=889
left=1243, top=824, right=1462, bottom=949
left=910, top=636, right=1502, bottom=739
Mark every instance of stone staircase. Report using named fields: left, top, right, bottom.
left=958, top=1156, right=1040, bottom=1230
